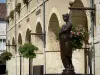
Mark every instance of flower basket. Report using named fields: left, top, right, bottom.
left=23, top=0, right=29, bottom=5
left=15, top=3, right=21, bottom=14
left=71, top=24, right=89, bottom=50
left=9, top=10, right=14, bottom=19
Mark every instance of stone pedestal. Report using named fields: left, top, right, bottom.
left=62, top=68, right=75, bottom=75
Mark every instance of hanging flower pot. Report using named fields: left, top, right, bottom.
left=71, top=24, right=89, bottom=50
left=15, top=3, right=21, bottom=14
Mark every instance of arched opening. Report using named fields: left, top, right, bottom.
left=7, top=40, right=10, bottom=51
left=48, top=13, right=60, bottom=51
left=18, top=33, right=22, bottom=46
left=70, top=0, right=88, bottom=73
left=36, top=22, right=43, bottom=41
left=47, top=13, right=63, bottom=73
left=18, top=33, right=23, bottom=75
left=25, top=28, right=31, bottom=43
left=12, top=37, right=16, bottom=54
left=35, top=22, right=43, bottom=53
left=71, top=0, right=88, bottom=36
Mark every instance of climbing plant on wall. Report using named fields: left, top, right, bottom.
left=15, top=3, right=21, bottom=14
left=9, top=10, right=14, bottom=19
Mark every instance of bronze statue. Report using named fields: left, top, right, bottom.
left=59, top=13, right=75, bottom=74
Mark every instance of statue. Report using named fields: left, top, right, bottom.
left=59, top=13, right=75, bottom=74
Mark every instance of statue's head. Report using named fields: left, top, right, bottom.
left=62, top=13, right=69, bottom=22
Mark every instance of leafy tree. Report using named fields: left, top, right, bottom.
left=0, top=52, right=12, bottom=61
left=18, top=43, right=38, bottom=75
left=0, top=52, right=12, bottom=64
left=18, top=43, right=38, bottom=59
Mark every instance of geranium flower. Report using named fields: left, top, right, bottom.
left=77, top=32, right=81, bottom=36
left=71, top=31, right=74, bottom=35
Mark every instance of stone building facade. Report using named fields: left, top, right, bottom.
left=94, top=0, right=100, bottom=75
left=6, top=0, right=98, bottom=75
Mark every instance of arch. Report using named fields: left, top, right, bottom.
left=35, top=17, right=43, bottom=33
left=48, top=7, right=61, bottom=27
left=34, top=22, right=44, bottom=53
left=25, top=28, right=31, bottom=43
left=68, top=0, right=89, bottom=29
left=70, top=0, right=88, bottom=7
left=12, top=37, right=16, bottom=45
left=18, top=33, right=22, bottom=45
left=36, top=17, right=43, bottom=28
left=49, top=13, right=60, bottom=38
left=48, top=13, right=60, bottom=51
left=70, top=0, right=88, bottom=43
left=12, top=37, right=16, bottom=53
left=71, top=0, right=90, bottom=30
left=36, top=22, right=43, bottom=40
left=7, top=40, right=10, bottom=51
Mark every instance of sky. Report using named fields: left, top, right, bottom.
left=0, top=0, right=6, bottom=3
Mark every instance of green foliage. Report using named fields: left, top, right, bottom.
left=15, top=3, right=21, bottom=13
left=0, top=52, right=12, bottom=61
left=18, top=43, right=38, bottom=59
left=71, top=35, right=83, bottom=50
left=9, top=10, right=14, bottom=19
left=23, top=0, right=29, bottom=5
left=0, top=51, right=12, bottom=64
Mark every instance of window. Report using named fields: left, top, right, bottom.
left=0, top=39, right=6, bottom=51
left=3, top=39, right=6, bottom=42
left=3, top=39, right=6, bottom=50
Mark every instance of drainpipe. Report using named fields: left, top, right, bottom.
left=90, top=0, right=95, bottom=75
left=43, top=0, right=46, bottom=74
left=15, top=0, right=17, bottom=75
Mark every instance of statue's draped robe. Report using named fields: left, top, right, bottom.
left=59, top=20, right=73, bottom=69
